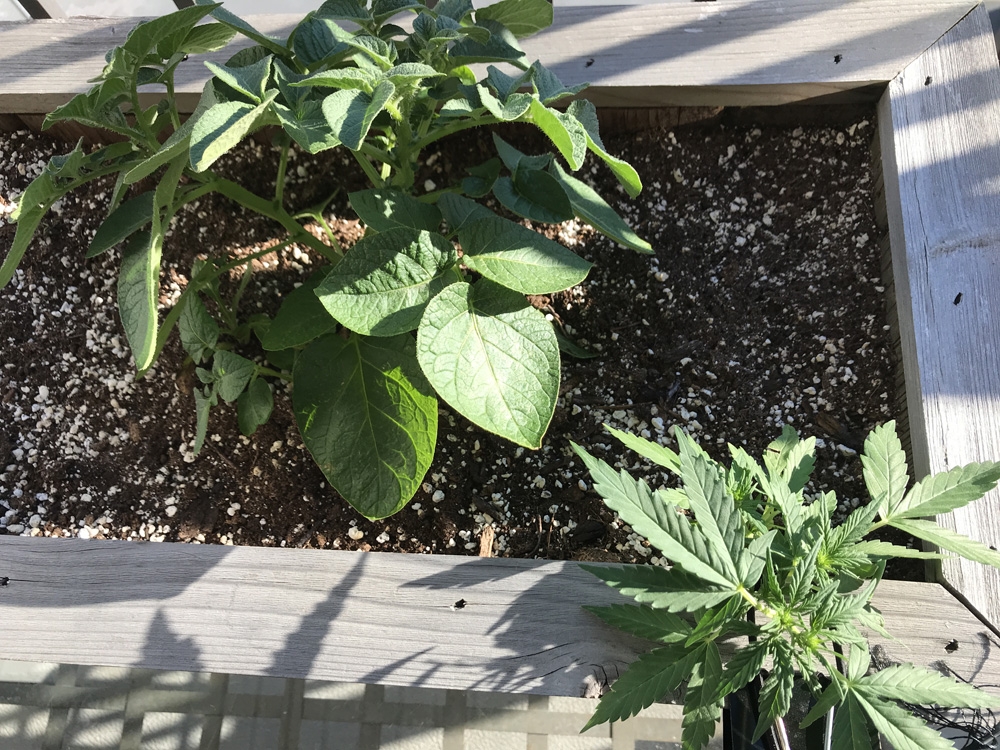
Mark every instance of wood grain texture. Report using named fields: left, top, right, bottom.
left=877, top=4, right=1000, bottom=628
left=1, top=538, right=998, bottom=693
left=0, top=0, right=978, bottom=113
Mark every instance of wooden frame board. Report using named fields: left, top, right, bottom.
left=1, top=0, right=999, bottom=692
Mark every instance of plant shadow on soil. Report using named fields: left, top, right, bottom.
left=0, top=104, right=923, bottom=579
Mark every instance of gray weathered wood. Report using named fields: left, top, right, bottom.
left=877, top=4, right=1000, bottom=628
left=0, top=0, right=978, bottom=113
left=1, top=538, right=999, bottom=693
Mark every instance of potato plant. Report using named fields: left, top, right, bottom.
left=0, top=0, right=650, bottom=518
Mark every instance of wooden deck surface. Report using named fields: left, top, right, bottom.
left=1, top=538, right=998, bottom=694
left=877, top=4, right=1000, bottom=628
left=0, top=0, right=978, bottom=112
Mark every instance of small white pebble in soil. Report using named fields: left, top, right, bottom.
left=432, top=490, right=445, bottom=503
left=348, top=527, right=365, bottom=541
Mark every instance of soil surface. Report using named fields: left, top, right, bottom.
left=0, top=109, right=911, bottom=573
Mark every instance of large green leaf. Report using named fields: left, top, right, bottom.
left=581, top=563, right=733, bottom=613
left=321, top=82, right=395, bottom=150
left=317, top=0, right=373, bottom=23
left=416, top=280, right=558, bottom=448
left=581, top=645, right=699, bottom=730
left=683, top=642, right=724, bottom=750
left=888, top=518, right=1000, bottom=568
left=317, top=228, right=458, bottom=336
left=349, top=189, right=443, bottom=232
left=492, top=171, right=572, bottom=224
left=189, top=91, right=277, bottom=171
left=88, top=191, right=155, bottom=258
left=193, top=385, right=217, bottom=454
left=850, top=540, right=946, bottom=559
left=438, top=193, right=494, bottom=233
left=528, top=98, right=586, bottom=170
left=123, top=83, right=212, bottom=184
left=177, top=294, right=220, bottom=364
left=573, top=445, right=741, bottom=590
left=43, top=84, right=135, bottom=137
left=548, top=161, right=651, bottom=253
left=476, top=0, right=553, bottom=38
left=583, top=603, right=691, bottom=643
left=492, top=132, right=550, bottom=173
left=473, top=85, right=532, bottom=121
left=261, top=272, right=337, bottom=350
left=892, top=461, right=1000, bottom=520
left=118, top=230, right=161, bottom=370
left=567, top=99, right=642, bottom=198
left=371, top=0, right=423, bottom=22
left=384, top=63, right=444, bottom=86
left=861, top=421, right=909, bottom=518
left=458, top=216, right=591, bottom=294
left=291, top=16, right=350, bottom=66
left=293, top=333, right=437, bottom=519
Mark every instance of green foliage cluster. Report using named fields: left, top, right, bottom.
left=574, top=422, right=1000, bottom=749
left=0, top=0, right=650, bottom=519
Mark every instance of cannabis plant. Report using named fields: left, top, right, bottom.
left=573, top=421, right=1000, bottom=749
left=0, top=0, right=650, bottom=518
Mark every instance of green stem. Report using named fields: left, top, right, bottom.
left=352, top=150, right=385, bottom=188
left=164, top=75, right=182, bottom=131
left=275, top=139, right=290, bottom=206
left=414, top=115, right=505, bottom=151
left=256, top=365, right=291, bottom=382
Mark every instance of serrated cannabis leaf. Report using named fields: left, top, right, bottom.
left=583, top=603, right=691, bottom=643
left=890, top=518, right=1000, bottom=568
left=581, top=645, right=700, bottom=731
left=861, top=420, right=909, bottom=518
left=859, top=663, right=1000, bottom=708
left=573, top=445, right=740, bottom=590
left=417, top=280, right=558, bottom=448
left=854, top=690, right=958, bottom=750
left=683, top=642, right=724, bottom=750
left=604, top=425, right=681, bottom=474
left=832, top=691, right=872, bottom=750
left=892, top=461, right=1000, bottom=520
left=581, top=563, right=733, bottom=613
left=752, top=643, right=793, bottom=742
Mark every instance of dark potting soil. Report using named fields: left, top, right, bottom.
left=0, top=107, right=916, bottom=576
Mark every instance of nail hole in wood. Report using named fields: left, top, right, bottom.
left=954, top=292, right=963, bottom=305
left=925, top=76, right=933, bottom=86
left=585, top=58, right=594, bottom=68
left=452, top=599, right=467, bottom=610
left=834, top=54, right=842, bottom=64
left=0, top=577, right=8, bottom=587
left=946, top=639, right=960, bottom=653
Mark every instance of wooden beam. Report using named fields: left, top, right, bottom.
left=1, top=538, right=998, bottom=694
left=0, top=0, right=978, bottom=113
left=877, top=4, right=1000, bottom=628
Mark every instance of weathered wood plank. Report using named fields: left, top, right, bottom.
left=877, top=4, right=1000, bottom=628
left=0, top=0, right=978, bottom=113
left=1, top=538, right=998, bottom=694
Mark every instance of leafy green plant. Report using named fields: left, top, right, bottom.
left=573, top=421, right=1000, bottom=749
left=0, top=0, right=650, bottom=519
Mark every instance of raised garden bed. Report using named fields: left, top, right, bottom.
left=1, top=2, right=1000, bottom=746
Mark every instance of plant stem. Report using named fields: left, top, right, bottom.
left=275, top=139, right=290, bottom=206
left=414, top=115, right=505, bottom=151
left=352, top=150, right=385, bottom=188
left=256, top=365, right=291, bottom=382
